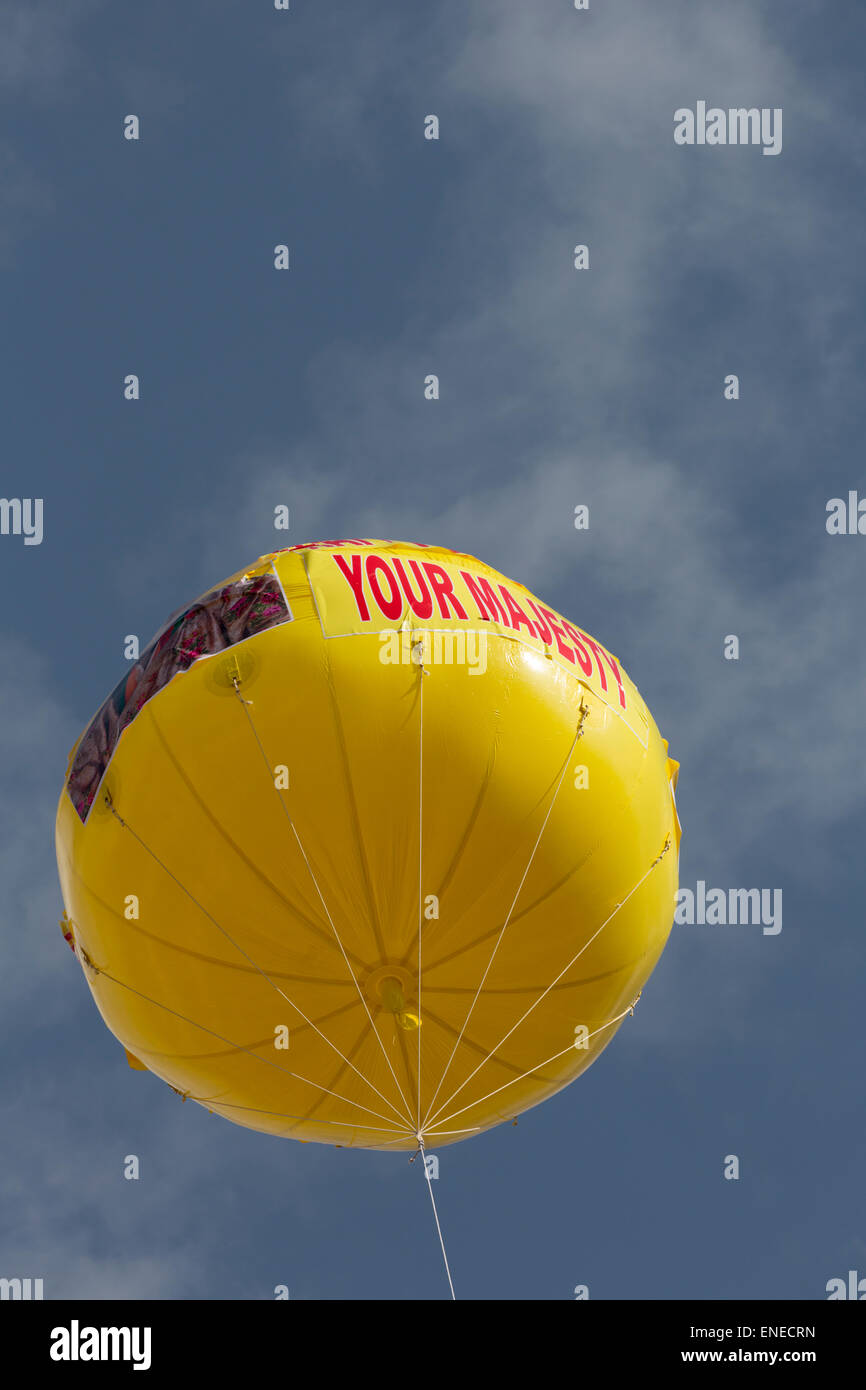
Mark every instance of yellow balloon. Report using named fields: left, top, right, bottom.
left=56, top=540, right=681, bottom=1151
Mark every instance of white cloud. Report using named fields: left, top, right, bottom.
left=0, top=0, right=102, bottom=98
left=22, top=1, right=860, bottom=1074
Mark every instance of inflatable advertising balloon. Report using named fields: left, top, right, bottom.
left=56, top=540, right=681, bottom=1153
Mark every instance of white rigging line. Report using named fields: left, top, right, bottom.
left=421, top=704, right=589, bottom=1129
left=105, top=788, right=408, bottom=1127
left=419, top=1140, right=456, bottom=1300
left=416, top=643, right=425, bottom=1132
left=233, top=682, right=415, bottom=1126
left=424, top=837, right=671, bottom=1129
left=84, top=957, right=407, bottom=1133
left=425, top=1005, right=636, bottom=1133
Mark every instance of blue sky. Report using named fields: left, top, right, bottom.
left=2, top=0, right=865, bottom=1299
